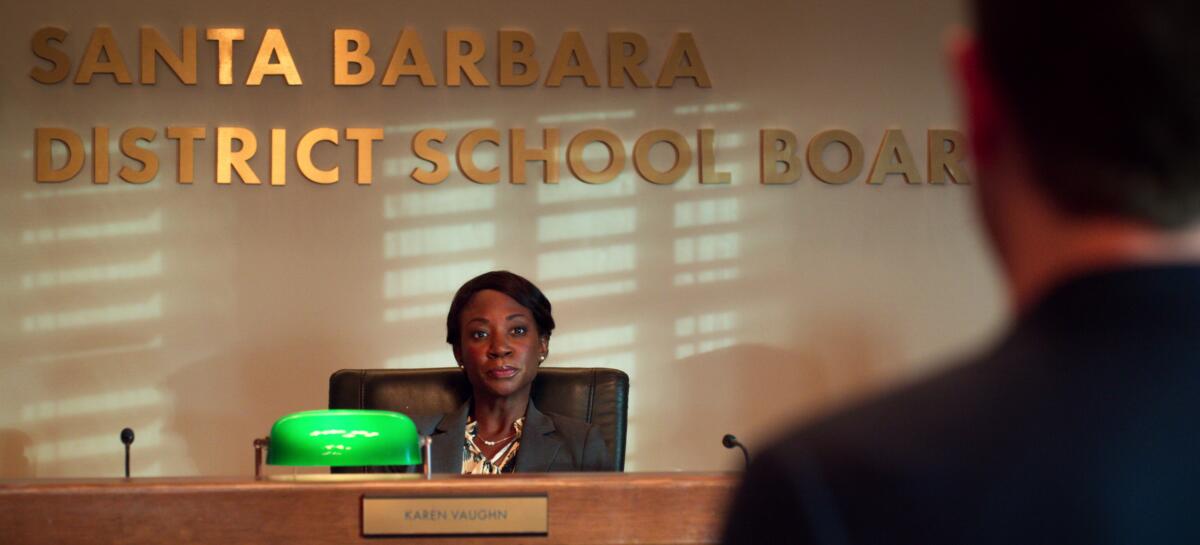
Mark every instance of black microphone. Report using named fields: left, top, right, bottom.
left=120, top=428, right=135, bottom=478
left=722, top=433, right=750, bottom=468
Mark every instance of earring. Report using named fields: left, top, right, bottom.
left=538, top=355, right=546, bottom=362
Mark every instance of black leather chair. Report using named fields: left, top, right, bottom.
left=329, top=367, right=629, bottom=471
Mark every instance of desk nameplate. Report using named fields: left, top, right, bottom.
left=362, top=495, right=549, bottom=536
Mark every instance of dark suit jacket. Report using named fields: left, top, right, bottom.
left=723, top=266, right=1200, bottom=544
left=405, top=399, right=611, bottom=473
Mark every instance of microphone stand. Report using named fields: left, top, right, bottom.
left=120, top=428, right=135, bottom=479
left=722, top=434, right=750, bottom=469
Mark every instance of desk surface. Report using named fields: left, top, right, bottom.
left=1, top=472, right=737, bottom=545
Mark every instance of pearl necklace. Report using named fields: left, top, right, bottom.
left=479, top=433, right=517, bottom=447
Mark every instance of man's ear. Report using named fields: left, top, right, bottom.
left=947, top=27, right=1002, bottom=167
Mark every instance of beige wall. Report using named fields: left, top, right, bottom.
left=0, top=0, right=1004, bottom=477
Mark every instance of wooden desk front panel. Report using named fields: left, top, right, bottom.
left=0, top=473, right=737, bottom=545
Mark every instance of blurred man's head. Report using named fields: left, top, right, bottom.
left=953, top=1, right=1200, bottom=309
left=975, top=1, right=1200, bottom=226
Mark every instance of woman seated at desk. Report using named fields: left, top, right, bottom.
left=413, top=270, right=610, bottom=474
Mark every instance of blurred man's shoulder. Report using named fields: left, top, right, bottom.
left=765, top=347, right=1019, bottom=464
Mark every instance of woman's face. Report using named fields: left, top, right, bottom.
left=455, top=289, right=548, bottom=400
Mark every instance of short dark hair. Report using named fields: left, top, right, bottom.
left=976, top=0, right=1200, bottom=227
left=445, top=270, right=555, bottom=350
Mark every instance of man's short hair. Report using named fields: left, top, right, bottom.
left=976, top=0, right=1200, bottom=227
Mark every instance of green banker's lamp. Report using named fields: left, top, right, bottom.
left=253, top=410, right=431, bottom=481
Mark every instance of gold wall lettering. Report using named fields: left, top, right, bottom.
left=807, top=129, right=864, bottom=185
left=296, top=127, right=339, bottom=183
left=140, top=27, right=197, bottom=85
left=868, top=129, right=921, bottom=185
left=217, top=127, right=260, bottom=184
left=633, top=129, right=691, bottom=185
left=567, top=129, right=625, bottom=184
left=445, top=30, right=488, bottom=87
left=412, top=128, right=450, bottom=185
left=457, top=129, right=502, bottom=184
left=30, top=27, right=70, bottom=84
left=380, top=29, right=437, bottom=86
left=271, top=128, right=288, bottom=185
left=245, top=28, right=302, bottom=85
left=32, top=27, right=712, bottom=89
left=498, top=30, right=538, bottom=87
left=118, top=127, right=158, bottom=183
left=33, top=126, right=970, bottom=186
left=510, top=128, right=560, bottom=184
left=93, top=127, right=111, bottom=183
left=76, top=28, right=132, bottom=84
left=607, top=32, right=652, bottom=88
left=928, top=129, right=971, bottom=185
left=166, top=127, right=206, bottom=184
left=334, top=29, right=373, bottom=86
left=760, top=129, right=802, bottom=185
left=545, top=31, right=600, bottom=88
left=25, top=23, right=970, bottom=189
left=347, top=128, right=384, bottom=184
left=698, top=129, right=731, bottom=184
left=206, top=28, right=244, bottom=85
left=34, top=128, right=83, bottom=182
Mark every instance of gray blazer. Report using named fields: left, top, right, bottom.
left=406, top=399, right=612, bottom=473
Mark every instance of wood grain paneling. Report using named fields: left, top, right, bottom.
left=0, top=473, right=737, bottom=545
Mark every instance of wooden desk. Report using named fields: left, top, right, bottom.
left=0, top=473, right=736, bottom=544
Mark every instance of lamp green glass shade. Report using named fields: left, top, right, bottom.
left=266, top=409, right=421, bottom=467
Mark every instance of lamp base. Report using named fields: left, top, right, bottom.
left=265, top=473, right=426, bottom=483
